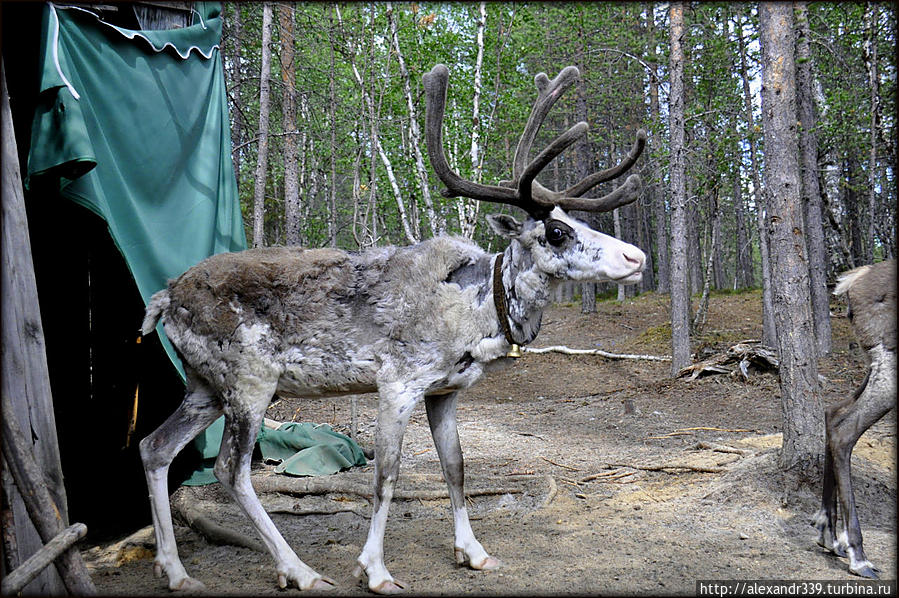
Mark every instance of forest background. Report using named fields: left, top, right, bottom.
left=222, top=2, right=894, bottom=308
left=216, top=0, right=897, bottom=482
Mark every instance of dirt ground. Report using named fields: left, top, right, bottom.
left=83, top=290, right=896, bottom=595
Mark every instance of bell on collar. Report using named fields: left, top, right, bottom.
left=506, top=343, right=523, bottom=358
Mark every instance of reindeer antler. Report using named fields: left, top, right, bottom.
left=422, top=64, right=646, bottom=219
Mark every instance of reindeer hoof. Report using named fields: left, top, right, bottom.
left=311, top=576, right=337, bottom=591
left=352, top=562, right=406, bottom=594
left=816, top=537, right=847, bottom=558
left=172, top=576, right=207, bottom=592
left=371, top=579, right=407, bottom=594
left=454, top=548, right=502, bottom=571
left=851, top=562, right=880, bottom=580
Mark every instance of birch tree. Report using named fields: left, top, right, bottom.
left=457, top=2, right=487, bottom=240
left=338, top=5, right=418, bottom=246
left=280, top=4, right=301, bottom=246
left=387, top=3, right=442, bottom=237
left=646, top=4, right=669, bottom=294
left=252, top=3, right=273, bottom=247
left=863, top=3, right=881, bottom=262
left=737, top=10, right=776, bottom=346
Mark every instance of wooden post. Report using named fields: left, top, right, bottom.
left=1, top=60, right=71, bottom=594
left=1, top=395, right=96, bottom=594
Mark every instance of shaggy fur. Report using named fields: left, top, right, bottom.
left=140, top=207, right=645, bottom=593
left=814, top=259, right=896, bottom=579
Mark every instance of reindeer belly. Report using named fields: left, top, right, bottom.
left=275, top=347, right=380, bottom=399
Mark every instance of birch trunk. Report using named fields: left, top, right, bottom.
left=863, top=3, right=880, bottom=262
left=225, top=5, right=243, bottom=189
left=457, top=2, right=487, bottom=240
left=280, top=4, right=301, bottom=246
left=647, top=5, right=669, bottom=294
left=339, top=7, right=416, bottom=246
left=386, top=3, right=440, bottom=237
left=668, top=1, right=692, bottom=374
left=252, top=3, right=274, bottom=247
left=759, top=2, right=823, bottom=481
left=733, top=168, right=753, bottom=289
left=327, top=4, right=337, bottom=247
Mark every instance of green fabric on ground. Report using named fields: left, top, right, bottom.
left=181, top=421, right=367, bottom=486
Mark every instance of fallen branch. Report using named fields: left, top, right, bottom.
left=606, top=461, right=724, bottom=474
left=694, top=441, right=754, bottom=456
left=1, top=393, right=96, bottom=595
left=647, top=431, right=695, bottom=439
left=171, top=492, right=265, bottom=553
left=523, top=345, right=671, bottom=362
left=539, top=456, right=581, bottom=472
left=677, top=341, right=778, bottom=380
left=578, top=468, right=635, bottom=484
left=252, top=474, right=535, bottom=501
left=1, top=523, right=87, bottom=596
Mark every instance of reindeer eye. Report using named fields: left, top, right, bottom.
left=545, top=223, right=568, bottom=246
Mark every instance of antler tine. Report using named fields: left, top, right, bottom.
left=563, top=129, right=647, bottom=198
left=529, top=129, right=647, bottom=212
left=552, top=173, right=643, bottom=213
left=422, top=64, right=519, bottom=205
left=517, top=121, right=588, bottom=204
left=512, top=66, right=581, bottom=181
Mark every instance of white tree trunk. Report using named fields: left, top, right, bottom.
left=386, top=3, right=440, bottom=237
left=458, top=2, right=486, bottom=240
left=252, top=3, right=274, bottom=247
left=340, top=7, right=417, bottom=246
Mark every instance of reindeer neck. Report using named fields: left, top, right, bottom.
left=497, top=240, right=554, bottom=346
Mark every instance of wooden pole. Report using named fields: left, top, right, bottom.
left=1, top=523, right=88, bottom=596
left=1, top=394, right=96, bottom=594
left=1, top=59, right=74, bottom=594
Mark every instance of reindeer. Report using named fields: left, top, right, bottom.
left=139, top=64, right=647, bottom=594
left=813, top=259, right=896, bottom=579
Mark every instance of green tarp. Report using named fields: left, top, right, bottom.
left=26, top=2, right=247, bottom=376
left=183, top=420, right=368, bottom=486
left=26, top=3, right=366, bottom=483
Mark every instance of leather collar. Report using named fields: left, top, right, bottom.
left=492, top=253, right=518, bottom=346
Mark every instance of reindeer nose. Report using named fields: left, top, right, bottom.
left=622, top=250, right=644, bottom=269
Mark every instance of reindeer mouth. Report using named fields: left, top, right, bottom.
left=612, top=271, right=643, bottom=284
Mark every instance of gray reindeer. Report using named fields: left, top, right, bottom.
left=139, top=64, right=647, bottom=594
left=814, top=259, right=896, bottom=579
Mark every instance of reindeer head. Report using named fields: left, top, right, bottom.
left=423, top=64, right=647, bottom=285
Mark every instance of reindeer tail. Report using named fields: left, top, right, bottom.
left=142, top=289, right=171, bottom=336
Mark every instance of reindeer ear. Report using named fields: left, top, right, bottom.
left=486, top=214, right=523, bottom=239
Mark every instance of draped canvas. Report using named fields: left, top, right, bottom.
left=27, top=2, right=247, bottom=377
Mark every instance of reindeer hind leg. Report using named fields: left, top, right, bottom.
left=139, top=371, right=223, bottom=591
left=828, top=346, right=896, bottom=579
left=813, top=374, right=868, bottom=557
left=213, top=381, right=335, bottom=591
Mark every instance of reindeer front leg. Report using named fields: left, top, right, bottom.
left=355, top=383, right=420, bottom=594
left=425, top=392, right=501, bottom=572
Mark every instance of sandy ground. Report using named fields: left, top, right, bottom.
left=83, top=290, right=896, bottom=595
